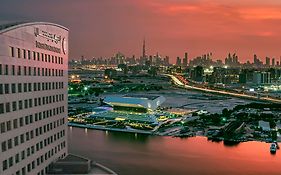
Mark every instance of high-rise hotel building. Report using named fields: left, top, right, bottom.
left=0, top=22, right=68, bottom=175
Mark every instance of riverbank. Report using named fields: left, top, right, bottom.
left=68, top=122, right=152, bottom=135
left=68, top=122, right=281, bottom=144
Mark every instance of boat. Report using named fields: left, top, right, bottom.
left=270, top=143, right=277, bottom=153
left=273, top=141, right=280, bottom=149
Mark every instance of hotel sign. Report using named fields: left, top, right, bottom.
left=34, top=27, right=67, bottom=54
left=34, top=27, right=61, bottom=44
left=36, top=41, right=61, bottom=54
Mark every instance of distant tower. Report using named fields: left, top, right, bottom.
left=183, top=52, right=188, bottom=67
left=142, top=38, right=146, bottom=58
left=176, top=57, right=182, bottom=66
left=266, top=57, right=270, bottom=66
left=272, top=58, right=275, bottom=67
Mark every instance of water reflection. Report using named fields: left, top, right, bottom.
left=223, top=140, right=240, bottom=147
left=105, top=130, right=151, bottom=144
left=69, top=127, right=281, bottom=175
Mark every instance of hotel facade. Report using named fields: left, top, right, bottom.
left=0, top=22, right=68, bottom=175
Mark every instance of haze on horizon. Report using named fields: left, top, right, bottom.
left=1, top=0, right=281, bottom=63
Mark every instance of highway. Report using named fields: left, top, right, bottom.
left=166, top=74, right=281, bottom=104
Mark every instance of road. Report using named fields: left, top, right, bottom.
left=166, top=74, right=281, bottom=103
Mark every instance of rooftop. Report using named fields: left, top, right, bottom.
left=123, top=94, right=160, bottom=100
left=0, top=22, right=26, bottom=31
left=47, top=154, right=117, bottom=175
left=89, top=111, right=158, bottom=123
left=0, top=21, right=69, bottom=33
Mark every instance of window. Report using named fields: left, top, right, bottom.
left=14, top=136, right=19, bottom=146
left=8, top=157, right=13, bottom=167
left=18, top=100, right=23, bottom=110
left=19, top=117, right=24, bottom=127
left=27, top=163, right=31, bottom=172
left=24, top=66, right=27, bottom=76
left=17, top=66, right=21, bottom=75
left=12, top=101, right=17, bottom=111
left=4, top=65, right=8, bottom=75
left=20, top=134, right=25, bottom=144
left=12, top=65, right=15, bottom=75
left=7, top=139, right=12, bottom=149
left=22, top=166, right=26, bottom=175
left=17, top=48, right=21, bottom=58
left=29, top=99, right=32, bottom=108
left=2, top=160, right=7, bottom=171
left=24, top=83, right=27, bottom=92
left=25, top=116, right=29, bottom=125
left=0, top=84, right=3, bottom=94
left=34, top=98, right=38, bottom=106
left=4, top=84, right=9, bottom=94
left=13, top=119, right=18, bottom=129
left=28, top=50, right=31, bottom=60
left=10, top=46, right=15, bottom=57
left=33, top=51, right=36, bottom=60
left=0, top=64, right=2, bottom=75
left=6, top=121, right=11, bottom=131
left=0, top=122, right=5, bottom=133
left=1, top=141, right=7, bottom=152
left=15, top=154, right=20, bottom=163
left=5, top=103, right=10, bottom=113
left=28, top=83, right=32, bottom=92
left=11, top=84, right=16, bottom=93
left=0, top=104, right=4, bottom=114
left=24, top=100, right=28, bottom=109
left=28, top=67, right=31, bottom=76
left=23, top=49, right=26, bottom=59
left=34, top=83, right=37, bottom=91
left=18, top=83, right=22, bottom=93
left=37, top=52, right=40, bottom=61
left=26, top=132, right=30, bottom=142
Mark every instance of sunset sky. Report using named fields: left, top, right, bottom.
left=1, top=0, right=281, bottom=63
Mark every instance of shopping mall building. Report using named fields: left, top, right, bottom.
left=0, top=22, right=68, bottom=175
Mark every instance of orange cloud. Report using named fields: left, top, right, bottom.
left=238, top=8, right=281, bottom=20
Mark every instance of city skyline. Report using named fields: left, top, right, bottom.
left=1, top=0, right=281, bottom=62
left=2, top=1, right=281, bottom=175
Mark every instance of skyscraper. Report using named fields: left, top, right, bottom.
left=183, top=52, right=188, bottom=67
left=272, top=58, right=275, bottom=67
left=176, top=57, right=181, bottom=66
left=266, top=57, right=270, bottom=67
left=0, top=22, right=68, bottom=175
left=142, top=38, right=146, bottom=59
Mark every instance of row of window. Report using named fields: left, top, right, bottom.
left=9, top=46, right=64, bottom=65
left=2, top=140, right=66, bottom=175
left=0, top=106, right=65, bottom=136
left=0, top=64, right=64, bottom=77
left=0, top=82, right=64, bottom=95
left=0, top=94, right=64, bottom=115
left=1, top=118, right=65, bottom=152
left=0, top=106, right=65, bottom=141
